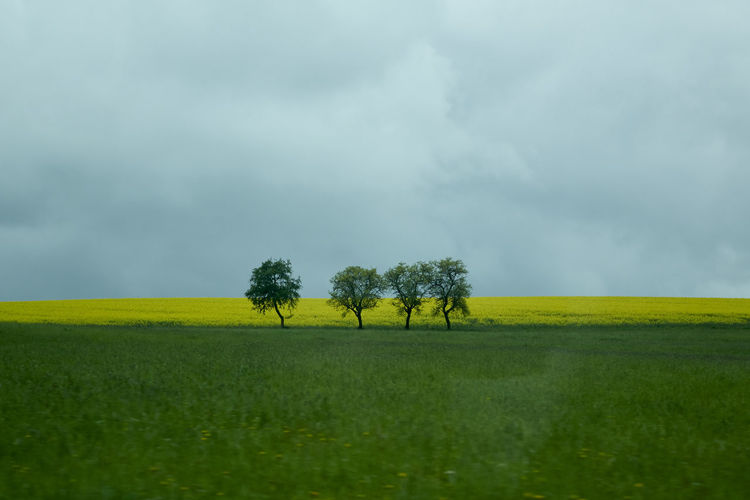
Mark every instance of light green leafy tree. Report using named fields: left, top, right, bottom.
left=328, top=266, right=384, bottom=329
left=384, top=261, right=432, bottom=330
left=427, top=257, right=471, bottom=330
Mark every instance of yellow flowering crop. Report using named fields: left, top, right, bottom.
left=0, top=296, right=748, bottom=327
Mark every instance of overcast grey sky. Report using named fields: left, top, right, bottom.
left=2, top=0, right=749, bottom=300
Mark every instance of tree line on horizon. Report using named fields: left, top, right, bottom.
left=244, top=258, right=471, bottom=329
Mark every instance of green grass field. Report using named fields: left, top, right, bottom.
left=1, top=298, right=749, bottom=498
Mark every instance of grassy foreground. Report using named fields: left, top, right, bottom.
left=1, top=296, right=749, bottom=327
left=1, top=322, right=749, bottom=499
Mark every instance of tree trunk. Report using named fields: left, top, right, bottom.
left=274, top=303, right=285, bottom=328
left=444, top=310, right=451, bottom=330
left=357, top=312, right=363, bottom=329
left=405, top=310, right=411, bottom=330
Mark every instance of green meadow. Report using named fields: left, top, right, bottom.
left=1, top=312, right=749, bottom=498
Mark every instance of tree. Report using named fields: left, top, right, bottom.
left=384, top=261, right=432, bottom=330
left=427, top=257, right=471, bottom=330
left=244, top=258, right=302, bottom=328
left=328, top=266, right=384, bottom=329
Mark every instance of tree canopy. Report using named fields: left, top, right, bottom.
left=383, top=261, right=432, bottom=330
left=244, top=258, right=302, bottom=328
left=427, top=257, right=471, bottom=330
left=327, top=266, right=384, bottom=329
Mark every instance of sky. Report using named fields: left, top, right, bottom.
left=2, top=0, right=749, bottom=300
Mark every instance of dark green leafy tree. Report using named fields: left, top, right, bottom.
left=328, top=266, right=384, bottom=329
left=384, top=261, right=432, bottom=330
left=244, top=258, right=302, bottom=328
left=427, top=257, right=471, bottom=330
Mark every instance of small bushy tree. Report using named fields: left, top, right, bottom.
left=245, top=258, right=302, bottom=328
left=427, top=257, right=471, bottom=330
left=384, top=261, right=432, bottom=329
left=328, top=266, right=384, bottom=329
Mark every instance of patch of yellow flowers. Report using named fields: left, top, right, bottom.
left=1, top=296, right=748, bottom=327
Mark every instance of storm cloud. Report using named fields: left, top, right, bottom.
left=2, top=0, right=749, bottom=300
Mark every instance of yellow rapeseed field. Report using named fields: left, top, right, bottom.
left=1, top=296, right=748, bottom=327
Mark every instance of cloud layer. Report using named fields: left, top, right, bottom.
left=2, top=1, right=749, bottom=300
